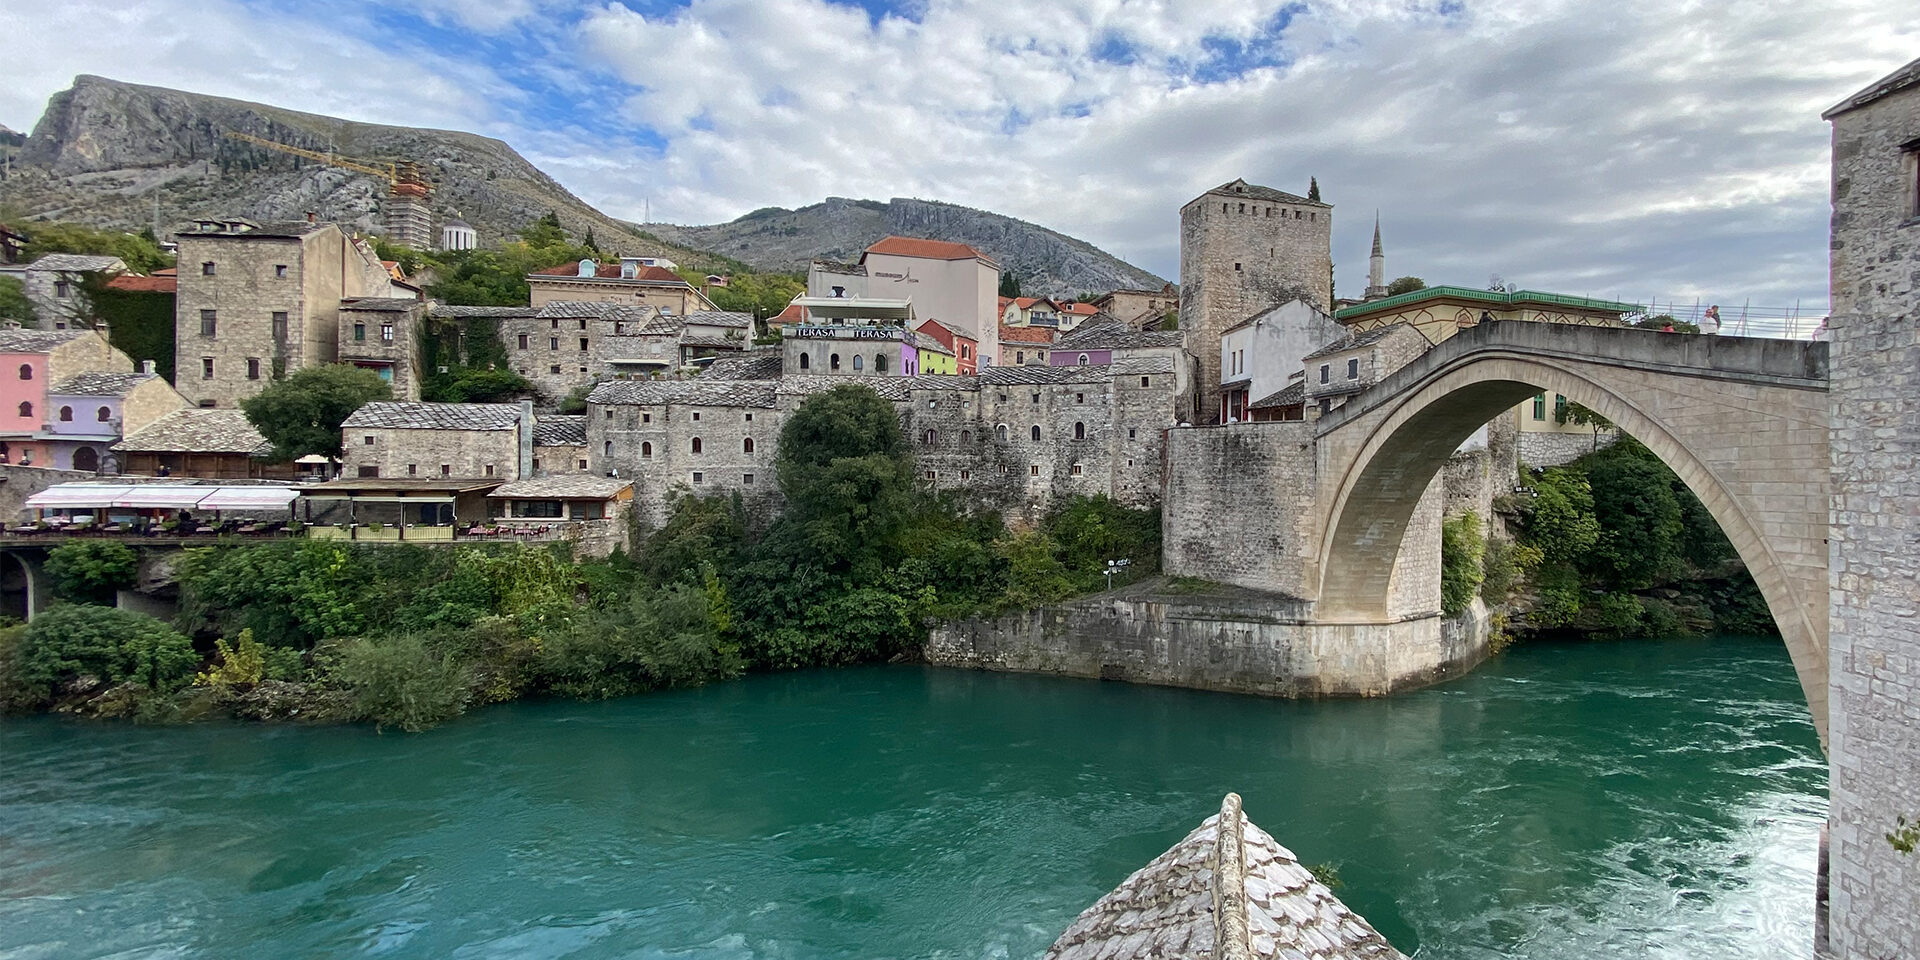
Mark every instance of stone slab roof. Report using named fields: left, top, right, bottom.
left=342, top=401, right=523, bottom=431
left=532, top=414, right=586, bottom=446
left=429, top=304, right=540, bottom=319
left=703, top=353, right=785, bottom=380
left=1045, top=794, right=1405, bottom=960
left=0, top=328, right=89, bottom=353
left=26, top=253, right=123, bottom=273
left=1055, top=321, right=1184, bottom=351
left=1302, top=325, right=1408, bottom=362
left=980, top=364, right=1118, bottom=386
left=340, top=297, right=425, bottom=313
left=681, top=334, right=746, bottom=350
left=776, top=375, right=913, bottom=401
left=112, top=409, right=270, bottom=455
left=51, top=372, right=158, bottom=397
left=908, top=330, right=954, bottom=355
left=182, top=220, right=334, bottom=240
left=685, top=310, right=752, bottom=329
left=488, top=475, right=631, bottom=500
left=1199, top=178, right=1323, bottom=207
left=535, top=300, right=648, bottom=321
left=589, top=379, right=779, bottom=408
left=1250, top=381, right=1306, bottom=409
left=1824, top=54, right=1920, bottom=118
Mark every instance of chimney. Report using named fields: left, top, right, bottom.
left=141, top=359, right=156, bottom=375
left=517, top=400, right=535, bottom=479
left=306, top=211, right=317, bottom=223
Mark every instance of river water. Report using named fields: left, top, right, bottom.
left=0, top=635, right=1825, bottom=959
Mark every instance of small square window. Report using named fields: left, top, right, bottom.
left=1128, top=428, right=1137, bottom=440
left=745, top=413, right=753, bottom=422
left=275, top=264, right=287, bottom=278
left=440, top=464, right=451, bottom=477
left=924, top=470, right=936, bottom=481
left=642, top=413, right=652, bottom=423
left=743, top=473, right=754, bottom=484
left=484, top=464, right=495, bottom=477
left=201, top=261, right=216, bottom=276
left=408, top=464, right=418, bottom=475
left=1031, top=393, right=1040, bottom=404
left=692, top=471, right=704, bottom=483
left=549, top=365, right=561, bottom=374
left=1071, top=464, right=1083, bottom=476
left=1029, top=464, right=1040, bottom=476
left=692, top=411, right=700, bottom=421
left=959, top=470, right=970, bottom=481
left=364, top=435, right=374, bottom=445
left=577, top=459, right=588, bottom=470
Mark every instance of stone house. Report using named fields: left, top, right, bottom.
left=587, top=379, right=781, bottom=515
left=44, top=368, right=187, bottom=472
left=1179, top=178, right=1333, bottom=421
left=338, top=297, right=426, bottom=401
left=999, top=323, right=1055, bottom=366
left=173, top=218, right=388, bottom=409
left=339, top=401, right=532, bottom=481
left=111, top=408, right=292, bottom=479
left=503, top=301, right=753, bottom=402
left=1821, top=53, right=1920, bottom=960
left=531, top=414, right=590, bottom=475
left=526, top=258, right=718, bottom=315
left=0, top=326, right=135, bottom=468
left=1091, top=284, right=1179, bottom=330
left=18, top=254, right=125, bottom=326
left=1057, top=301, right=1099, bottom=331
left=1301, top=323, right=1428, bottom=419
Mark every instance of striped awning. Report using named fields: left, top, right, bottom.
left=195, top=487, right=298, bottom=512
left=111, top=485, right=218, bottom=510
left=23, top=485, right=136, bottom=509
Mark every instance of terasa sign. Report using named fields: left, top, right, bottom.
left=789, top=327, right=902, bottom=340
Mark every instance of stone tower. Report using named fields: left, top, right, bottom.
left=1179, top=178, right=1333, bottom=422
left=1365, top=213, right=1388, bottom=299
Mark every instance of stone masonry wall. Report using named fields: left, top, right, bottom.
left=1517, top=429, right=1615, bottom=468
left=927, top=578, right=1490, bottom=698
left=176, top=230, right=364, bottom=408
left=1825, top=74, right=1920, bottom=958
left=1161, top=422, right=1320, bottom=597
left=341, top=426, right=520, bottom=481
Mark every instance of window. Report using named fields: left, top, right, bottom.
left=874, top=353, right=887, bottom=373
left=383, top=325, right=395, bottom=343
left=1075, top=393, right=1085, bottom=404
left=1238, top=203, right=1245, bottom=213
left=1554, top=395, right=1568, bottom=421
left=1031, top=425, right=1041, bottom=441
left=201, top=261, right=215, bottom=276
left=358, top=465, right=379, bottom=478
left=578, top=337, right=588, bottom=351
left=799, top=353, right=810, bottom=370
left=199, top=400, right=216, bottom=409
left=996, top=424, right=1008, bottom=442
left=1319, top=364, right=1330, bottom=384
left=96, top=406, right=110, bottom=422
left=1078, top=353, right=1089, bottom=366
left=923, top=429, right=937, bottom=445
left=484, top=464, right=496, bottom=477
left=1015, top=350, right=1024, bottom=364
left=1234, top=262, right=1242, bottom=272
left=1319, top=398, right=1331, bottom=415
left=58, top=406, right=71, bottom=422
left=641, top=442, right=653, bottom=458
left=743, top=438, right=755, bottom=453
left=745, top=413, right=753, bottom=422
left=604, top=409, right=613, bottom=420
left=691, top=411, right=700, bottom=421
left=1071, top=463, right=1084, bottom=476
left=691, top=437, right=702, bottom=454
left=549, top=337, right=559, bottom=351
left=1532, top=393, right=1547, bottom=420
left=275, top=264, right=287, bottom=278
left=853, top=355, right=864, bottom=371
left=15, top=364, right=28, bottom=381
left=408, top=464, right=418, bottom=476
left=440, top=464, right=451, bottom=477
left=1141, top=376, right=1150, bottom=387
left=518, top=334, right=529, bottom=350
left=1128, top=428, right=1137, bottom=440
left=604, top=440, right=614, bottom=457
left=925, top=470, right=936, bottom=481
left=960, top=430, right=971, bottom=443
left=201, top=358, right=214, bottom=379
left=1029, top=464, right=1040, bottom=476
left=1074, top=421, right=1085, bottom=440
left=551, top=319, right=560, bottom=330
left=830, top=353, right=841, bottom=370
left=578, top=459, right=588, bottom=470
left=960, top=345, right=970, bottom=360
left=743, top=473, right=754, bottom=484
left=247, top=357, right=260, bottom=380
left=363, top=435, right=375, bottom=445
left=578, top=319, right=588, bottom=331
left=1347, top=358, right=1359, bottom=379
left=959, top=470, right=970, bottom=481
left=200, top=309, right=217, bottom=337
left=354, top=323, right=367, bottom=342
left=54, top=280, right=70, bottom=299
left=1031, top=393, right=1040, bottom=404
left=642, top=412, right=652, bottom=424
left=272, top=312, right=288, bottom=341
left=692, top=471, right=704, bottom=483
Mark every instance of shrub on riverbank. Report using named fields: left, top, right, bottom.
left=0, top=605, right=197, bottom=709
left=1507, top=438, right=1774, bottom=638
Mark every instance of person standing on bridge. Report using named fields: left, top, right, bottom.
left=1704, top=304, right=1722, bottom=334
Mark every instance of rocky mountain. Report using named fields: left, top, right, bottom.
left=0, top=75, right=715, bottom=266
left=641, top=197, right=1167, bottom=298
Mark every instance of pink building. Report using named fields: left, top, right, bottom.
left=0, top=326, right=143, bottom=468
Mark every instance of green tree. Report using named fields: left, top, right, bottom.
left=583, top=226, right=599, bottom=253
left=326, top=634, right=471, bottom=732
left=0, top=276, right=34, bottom=326
left=1585, top=451, right=1685, bottom=590
left=14, top=605, right=198, bottom=700
left=240, top=364, right=392, bottom=462
left=773, top=383, right=915, bottom=576
left=21, top=222, right=174, bottom=274
left=1525, top=469, right=1601, bottom=568
left=522, top=210, right=567, bottom=248
left=1440, top=513, right=1486, bottom=616
left=998, top=273, right=1022, bottom=298
left=1385, top=276, right=1426, bottom=296
left=1307, top=177, right=1321, bottom=203
left=1632, top=313, right=1700, bottom=333
left=424, top=367, right=533, bottom=403
left=45, top=541, right=140, bottom=604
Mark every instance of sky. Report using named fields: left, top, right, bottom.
left=3, top=0, right=1914, bottom=322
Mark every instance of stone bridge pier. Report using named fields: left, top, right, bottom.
left=1165, top=323, right=1832, bottom=739
left=0, top=547, right=54, bottom=622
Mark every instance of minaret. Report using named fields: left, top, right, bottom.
left=1365, top=212, right=1388, bottom=299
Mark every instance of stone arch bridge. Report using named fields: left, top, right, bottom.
left=1164, top=322, right=1831, bottom=737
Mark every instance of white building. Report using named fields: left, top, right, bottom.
left=1216, top=298, right=1341, bottom=422
left=440, top=219, right=477, bottom=251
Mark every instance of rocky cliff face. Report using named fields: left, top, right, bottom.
left=642, top=196, right=1167, bottom=298
left=0, top=75, right=710, bottom=264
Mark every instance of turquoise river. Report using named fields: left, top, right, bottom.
left=0, top=635, right=1826, bottom=959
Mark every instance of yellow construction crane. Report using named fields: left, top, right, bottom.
left=222, top=131, right=429, bottom=198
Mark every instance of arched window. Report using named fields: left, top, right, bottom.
left=642, top=441, right=653, bottom=459
left=691, top=437, right=703, bottom=454
left=96, top=406, right=110, bottom=422
left=17, top=402, right=31, bottom=418
left=72, top=446, right=98, bottom=472
left=1074, top=421, right=1085, bottom=440
left=996, top=424, right=1008, bottom=442
left=604, top=440, right=613, bottom=457
left=58, top=406, right=72, bottom=422
left=16, top=364, right=30, bottom=381
left=743, top=438, right=755, bottom=453
left=799, top=353, right=810, bottom=370
left=923, top=429, right=937, bottom=445
left=1078, top=353, right=1089, bottom=366
left=960, top=430, right=971, bottom=443
left=853, top=355, right=864, bottom=371
left=830, top=353, right=841, bottom=371
left=1030, top=425, right=1041, bottom=442
left=875, top=353, right=887, bottom=373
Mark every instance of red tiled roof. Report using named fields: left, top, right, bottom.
left=916, top=318, right=976, bottom=345
left=104, top=274, right=177, bottom=293
left=1061, top=302, right=1098, bottom=315
left=999, top=323, right=1056, bottom=344
left=771, top=302, right=806, bottom=325
left=1012, top=296, right=1060, bottom=310
left=151, top=267, right=176, bottom=276
left=531, top=262, right=685, bottom=283
left=863, top=235, right=995, bottom=264
left=998, top=296, right=1014, bottom=313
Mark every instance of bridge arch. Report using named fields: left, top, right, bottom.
left=1310, top=326, right=1829, bottom=738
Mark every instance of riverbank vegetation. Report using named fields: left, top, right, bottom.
left=0, top=384, right=1160, bottom=730
left=1472, top=437, right=1776, bottom=639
